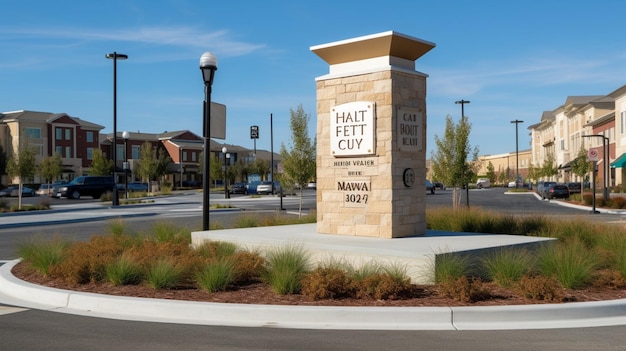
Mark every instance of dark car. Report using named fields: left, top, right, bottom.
left=544, top=184, right=570, bottom=200
left=426, top=180, right=435, bottom=194
left=0, top=185, right=35, bottom=197
left=538, top=181, right=557, bottom=199
left=56, top=176, right=116, bottom=199
left=230, top=182, right=248, bottom=194
left=433, top=181, right=445, bottom=190
left=567, top=182, right=582, bottom=194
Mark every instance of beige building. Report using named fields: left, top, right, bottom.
left=476, top=150, right=532, bottom=186
left=528, top=85, right=626, bottom=188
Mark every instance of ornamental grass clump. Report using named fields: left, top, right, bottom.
left=536, top=239, right=600, bottom=289
left=106, top=253, right=143, bottom=286
left=195, top=258, right=237, bottom=293
left=145, top=258, right=185, bottom=289
left=263, top=245, right=310, bottom=295
left=17, top=236, right=70, bottom=277
left=481, top=248, right=535, bottom=288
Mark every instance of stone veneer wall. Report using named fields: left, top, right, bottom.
left=316, top=69, right=427, bottom=238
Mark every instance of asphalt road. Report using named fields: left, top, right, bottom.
left=1, top=188, right=626, bottom=350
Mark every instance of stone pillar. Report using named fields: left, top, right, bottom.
left=311, top=31, right=435, bottom=238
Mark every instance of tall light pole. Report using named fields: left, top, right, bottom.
left=510, top=119, right=524, bottom=188
left=582, top=134, right=609, bottom=201
left=105, top=52, right=127, bottom=206
left=455, top=99, right=470, bottom=207
left=222, top=146, right=230, bottom=199
left=122, top=131, right=129, bottom=199
left=200, top=52, right=218, bottom=230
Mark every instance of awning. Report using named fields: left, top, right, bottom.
left=610, top=153, right=626, bottom=168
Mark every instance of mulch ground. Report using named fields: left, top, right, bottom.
left=11, top=262, right=626, bottom=307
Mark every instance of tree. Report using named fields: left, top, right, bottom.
left=526, top=163, right=541, bottom=188
left=279, top=104, right=316, bottom=216
left=136, top=141, right=158, bottom=192
left=541, top=153, right=558, bottom=180
left=571, top=146, right=591, bottom=191
left=154, top=147, right=172, bottom=185
left=90, top=149, right=113, bottom=176
left=0, top=144, right=7, bottom=178
left=486, top=161, right=496, bottom=186
left=6, top=139, right=36, bottom=209
left=431, top=115, right=478, bottom=209
left=38, top=152, right=62, bottom=185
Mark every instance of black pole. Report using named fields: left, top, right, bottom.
left=270, top=113, right=274, bottom=194
left=511, top=120, right=523, bottom=188
left=202, top=83, right=211, bottom=230
left=591, top=161, right=597, bottom=214
left=124, top=137, right=128, bottom=199
left=603, top=137, right=609, bottom=201
left=455, top=99, right=470, bottom=208
left=112, top=55, right=119, bottom=206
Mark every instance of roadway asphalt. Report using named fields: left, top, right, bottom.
left=1, top=192, right=626, bottom=330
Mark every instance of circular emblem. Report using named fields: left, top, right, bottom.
left=403, top=168, right=415, bottom=188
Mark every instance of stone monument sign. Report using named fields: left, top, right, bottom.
left=311, top=31, right=435, bottom=238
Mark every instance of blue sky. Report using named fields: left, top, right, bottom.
left=2, top=0, right=626, bottom=157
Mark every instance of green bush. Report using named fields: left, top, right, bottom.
left=537, top=239, right=600, bottom=289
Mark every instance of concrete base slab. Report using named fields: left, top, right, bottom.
left=191, top=224, right=554, bottom=284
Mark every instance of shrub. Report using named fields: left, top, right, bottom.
left=49, top=235, right=132, bottom=284
left=481, top=249, right=534, bottom=287
left=592, top=269, right=626, bottom=289
left=516, top=275, right=563, bottom=302
left=354, top=273, right=412, bottom=300
left=145, top=258, right=185, bottom=289
left=231, top=250, right=266, bottom=283
left=348, top=261, right=384, bottom=281
left=301, top=267, right=355, bottom=300
left=233, top=214, right=260, bottom=228
left=437, top=276, right=491, bottom=303
left=194, top=241, right=238, bottom=260
left=106, top=254, right=143, bottom=286
left=263, top=245, right=310, bottom=295
left=195, top=258, right=237, bottom=293
left=18, top=236, right=70, bottom=276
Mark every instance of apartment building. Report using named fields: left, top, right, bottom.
left=0, top=110, right=105, bottom=184
left=528, top=84, right=626, bottom=188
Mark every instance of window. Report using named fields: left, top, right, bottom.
left=86, top=131, right=94, bottom=143
left=622, top=112, right=626, bottom=134
left=183, top=151, right=188, bottom=162
left=56, top=146, right=63, bottom=155
left=65, top=146, right=72, bottom=158
left=56, top=128, right=63, bottom=140
left=116, top=145, right=125, bottom=160
left=65, top=129, right=71, bottom=140
left=560, top=139, right=565, bottom=150
left=132, top=145, right=140, bottom=160
left=192, top=152, right=197, bottom=162
left=25, top=127, right=41, bottom=139
left=87, top=147, right=94, bottom=160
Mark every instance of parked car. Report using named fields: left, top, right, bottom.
left=256, top=181, right=281, bottom=195
left=55, top=176, right=116, bottom=199
left=306, top=182, right=317, bottom=189
left=426, top=180, right=435, bottom=194
left=537, top=181, right=557, bottom=199
left=543, top=184, right=570, bottom=200
left=476, top=178, right=490, bottom=189
left=566, top=182, right=582, bottom=194
left=230, top=182, right=248, bottom=194
left=433, top=181, right=445, bottom=190
left=0, top=185, right=35, bottom=197
left=127, top=182, right=149, bottom=192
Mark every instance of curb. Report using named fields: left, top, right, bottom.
left=2, top=259, right=626, bottom=330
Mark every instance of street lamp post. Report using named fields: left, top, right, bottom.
left=105, top=52, right=128, bottom=207
left=222, top=146, right=230, bottom=199
left=200, top=52, right=218, bottom=231
left=455, top=99, right=470, bottom=207
left=122, top=131, right=129, bottom=199
left=179, top=147, right=184, bottom=189
left=582, top=134, right=610, bottom=202
left=510, top=119, right=524, bottom=188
